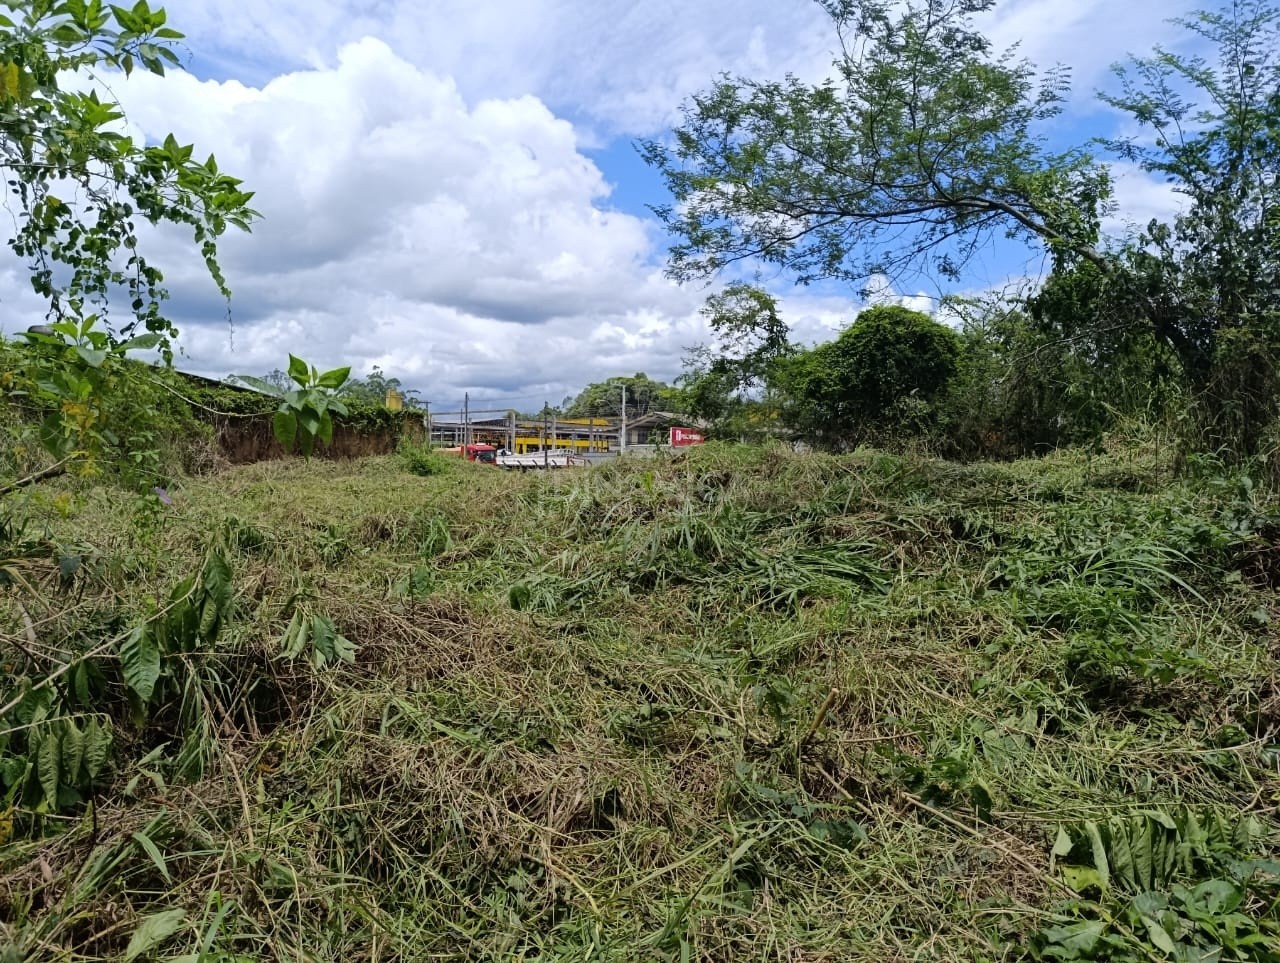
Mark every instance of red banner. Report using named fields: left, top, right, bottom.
left=670, top=427, right=705, bottom=447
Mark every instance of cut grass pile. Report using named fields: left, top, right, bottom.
left=1, top=441, right=1278, bottom=961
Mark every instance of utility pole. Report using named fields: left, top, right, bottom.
left=507, top=409, right=516, bottom=453
left=463, top=392, right=470, bottom=448
left=543, top=402, right=549, bottom=469
left=620, top=385, right=627, bottom=453
left=423, top=400, right=431, bottom=449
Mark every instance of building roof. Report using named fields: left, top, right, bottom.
left=625, top=411, right=706, bottom=429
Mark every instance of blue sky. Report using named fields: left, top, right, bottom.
left=0, top=0, right=1199, bottom=411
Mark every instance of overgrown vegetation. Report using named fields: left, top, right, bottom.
left=2, top=441, right=1277, bottom=960
left=1, top=1, right=1279, bottom=958
left=654, top=0, right=1280, bottom=461
left=0, top=321, right=219, bottom=489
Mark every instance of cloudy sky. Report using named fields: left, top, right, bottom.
left=7, top=0, right=1197, bottom=413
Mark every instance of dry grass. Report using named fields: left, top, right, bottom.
left=1, top=442, right=1278, bottom=961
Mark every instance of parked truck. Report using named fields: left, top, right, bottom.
left=441, top=443, right=498, bottom=464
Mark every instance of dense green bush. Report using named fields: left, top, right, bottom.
left=1, top=330, right=215, bottom=490
left=778, top=305, right=961, bottom=449
left=938, top=304, right=1182, bottom=459
left=398, top=439, right=454, bottom=476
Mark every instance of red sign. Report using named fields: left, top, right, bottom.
left=670, top=427, right=705, bottom=447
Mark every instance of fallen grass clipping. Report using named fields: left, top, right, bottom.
left=1, top=441, right=1278, bottom=960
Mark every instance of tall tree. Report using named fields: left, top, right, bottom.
left=677, top=284, right=793, bottom=437
left=641, top=0, right=1110, bottom=289
left=342, top=366, right=420, bottom=408
left=1096, top=0, right=1280, bottom=452
left=645, top=0, right=1280, bottom=456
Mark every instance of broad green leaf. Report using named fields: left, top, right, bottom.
left=1138, top=808, right=1177, bottom=830
left=1052, top=825, right=1074, bottom=861
left=119, top=625, right=161, bottom=703
left=273, top=409, right=297, bottom=451
left=332, top=629, right=356, bottom=664
left=16, top=686, right=53, bottom=726
left=37, top=732, right=60, bottom=806
left=287, top=354, right=309, bottom=386
left=117, top=332, right=162, bottom=352
left=60, top=720, right=85, bottom=782
left=278, top=610, right=308, bottom=660
left=1188, top=878, right=1243, bottom=916
left=123, top=908, right=186, bottom=961
left=1110, top=816, right=1141, bottom=889
left=316, top=366, right=350, bottom=389
left=1084, top=821, right=1110, bottom=889
left=71, top=660, right=93, bottom=705
left=83, top=718, right=111, bottom=778
left=168, top=575, right=196, bottom=603
left=310, top=615, right=335, bottom=665
left=198, top=552, right=233, bottom=641
left=1041, top=920, right=1106, bottom=955
left=0, top=61, right=20, bottom=100
left=39, top=411, right=72, bottom=457
left=197, top=596, right=219, bottom=643
left=1132, top=891, right=1169, bottom=916
left=74, top=346, right=108, bottom=368
left=1143, top=920, right=1175, bottom=954
left=231, top=375, right=282, bottom=398
left=1061, top=865, right=1105, bottom=893
left=317, top=410, right=333, bottom=447
left=297, top=405, right=321, bottom=437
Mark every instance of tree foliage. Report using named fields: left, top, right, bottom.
left=341, top=365, right=420, bottom=409
left=561, top=373, right=679, bottom=418
left=0, top=0, right=257, bottom=354
left=941, top=292, right=1178, bottom=458
left=641, top=0, right=1110, bottom=288
left=649, top=0, right=1280, bottom=458
left=779, top=304, right=961, bottom=448
left=677, top=284, right=793, bottom=439
left=1097, top=0, right=1280, bottom=453
left=1, top=316, right=207, bottom=485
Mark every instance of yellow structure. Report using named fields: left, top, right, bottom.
left=512, top=417, right=612, bottom=455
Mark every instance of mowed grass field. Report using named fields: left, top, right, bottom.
left=2, top=441, right=1278, bottom=961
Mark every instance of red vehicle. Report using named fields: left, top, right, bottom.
left=442, top=443, right=497, bottom=464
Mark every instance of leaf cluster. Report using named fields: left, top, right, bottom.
left=234, top=355, right=352, bottom=458
left=642, top=0, right=1109, bottom=286
left=0, top=0, right=257, bottom=352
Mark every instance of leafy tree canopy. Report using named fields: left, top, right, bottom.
left=779, top=304, right=961, bottom=448
left=641, top=0, right=1110, bottom=289
left=341, top=366, right=420, bottom=408
left=647, top=0, right=1280, bottom=456
left=561, top=373, right=681, bottom=418
left=676, top=284, right=793, bottom=438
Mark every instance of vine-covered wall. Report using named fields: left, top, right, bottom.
left=183, top=380, right=424, bottom=464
